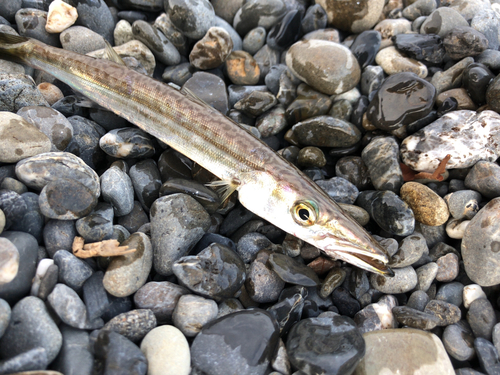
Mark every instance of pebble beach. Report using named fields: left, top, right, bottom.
left=1, top=0, right=500, bottom=374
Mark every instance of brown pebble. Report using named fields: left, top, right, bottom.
left=307, top=256, right=339, bottom=275
left=400, top=182, right=449, bottom=226
left=436, top=88, right=477, bottom=110
left=297, top=146, right=326, bottom=168
left=189, top=27, right=233, bottom=70
left=225, top=50, right=260, bottom=85
left=37, top=82, right=64, bottom=105
left=436, top=253, right=459, bottom=282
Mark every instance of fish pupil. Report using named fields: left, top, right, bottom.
left=298, top=208, right=309, bottom=221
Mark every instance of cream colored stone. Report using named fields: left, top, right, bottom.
left=0, top=238, right=19, bottom=285
left=46, top=0, right=78, bottom=33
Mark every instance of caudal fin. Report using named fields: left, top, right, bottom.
left=0, top=32, right=31, bottom=63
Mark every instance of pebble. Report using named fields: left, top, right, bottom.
left=100, top=165, right=134, bottom=217
left=424, top=299, right=461, bottom=326
left=400, top=182, right=449, bottom=226
left=245, top=249, right=285, bottom=303
left=191, top=310, right=279, bottom=375
left=167, top=0, right=215, bottom=40
left=0, top=298, right=10, bottom=337
left=133, top=281, right=189, bottom=324
left=401, top=110, right=500, bottom=172
left=94, top=330, right=147, bottom=375
left=287, top=315, right=365, bottom=375
left=443, top=321, right=476, bottom=361
left=462, top=63, right=494, bottom=106
left=172, top=294, right=218, bottom=337
left=444, top=190, right=482, bottom=220
left=131, top=20, right=180, bottom=66
left=172, top=243, right=246, bottom=300
left=225, top=51, right=260, bottom=85
left=436, top=253, right=459, bottom=282
left=190, top=27, right=233, bottom=70
left=467, top=298, right=497, bottom=341
left=464, top=161, right=500, bottom=199
left=129, top=159, right=161, bottom=210
left=474, top=337, right=500, bottom=375
left=354, top=299, right=397, bottom=334
left=361, top=137, right=403, bottom=193
left=315, top=177, right=359, bottom=205
left=366, top=72, right=435, bottom=131
left=443, top=26, right=489, bottom=60
left=355, top=329, right=455, bottom=374
left=255, top=104, right=286, bottom=137
left=357, top=191, right=415, bottom=236
left=268, top=252, right=320, bottom=287
left=99, top=127, right=155, bottom=159
left=51, top=325, right=93, bottom=375
left=0, top=347, right=49, bottom=374
left=421, top=7, right=469, bottom=37
left=36, top=82, right=64, bottom=106
left=0, top=111, right=51, bottom=163
left=392, top=306, right=440, bottom=330
left=233, top=0, right=287, bottom=36
left=140, top=325, right=190, bottom=375
left=390, top=232, right=428, bottom=269
left=45, top=0, right=77, bottom=33
left=316, top=0, right=384, bottom=33
left=15, top=9, right=60, bottom=46
left=407, top=290, right=430, bottom=311
left=415, top=262, right=438, bottom=292
left=47, top=283, right=97, bottom=329
left=53, top=250, right=93, bottom=292
left=463, top=284, right=487, bottom=309
left=266, top=9, right=301, bottom=51
left=102, top=309, right=156, bottom=343
left=0, top=238, right=19, bottom=285
left=462, top=198, right=500, bottom=286
left=0, top=296, right=62, bottom=363
left=150, top=194, right=211, bottom=276
left=183, top=72, right=229, bottom=115
left=82, top=271, right=109, bottom=321
left=242, top=27, right=266, bottom=55
left=435, top=282, right=464, bottom=307
left=375, top=46, right=428, bottom=78
left=103, top=232, right=153, bottom=297
left=286, top=40, right=361, bottom=95
left=291, top=116, right=361, bottom=148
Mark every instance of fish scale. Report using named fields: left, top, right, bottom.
left=0, top=31, right=393, bottom=276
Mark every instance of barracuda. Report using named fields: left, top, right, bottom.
left=0, top=31, right=393, bottom=275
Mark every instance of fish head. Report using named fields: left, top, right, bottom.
left=237, top=170, right=393, bottom=276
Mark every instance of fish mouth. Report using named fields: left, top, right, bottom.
left=321, top=237, right=395, bottom=277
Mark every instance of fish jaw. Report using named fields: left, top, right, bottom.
left=237, top=171, right=394, bottom=276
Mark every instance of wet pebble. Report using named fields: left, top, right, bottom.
left=297, top=146, right=326, bottom=168
left=291, top=116, right=361, bottom=148
left=190, top=27, right=233, bottom=70
left=129, top=159, right=161, bottom=210
left=316, top=0, right=383, bottom=33
left=167, top=0, right=215, bottom=39
left=99, top=127, right=155, bottom=159
left=375, top=46, right=427, bottom=78
left=191, top=310, right=279, bottom=375
left=183, top=72, right=229, bottom=114
left=316, top=177, right=359, bottom=204
left=268, top=253, right=320, bottom=287
left=287, top=315, right=365, bottom=375
left=172, top=243, right=246, bottom=300
left=443, top=26, right=489, bottom=60
left=400, top=182, right=449, bottom=226
left=245, top=249, right=285, bottom=303
left=234, top=90, right=277, bottom=117
left=421, top=7, right=468, bottom=37
left=225, top=51, right=260, bottom=85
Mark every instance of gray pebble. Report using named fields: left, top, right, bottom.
left=182, top=71, right=229, bottom=114
left=132, top=20, right=180, bottom=66
left=172, top=294, right=218, bottom=337
left=0, top=347, right=48, bottom=374
left=53, top=250, right=93, bottom=292
left=60, top=26, right=106, bottom=54
left=43, top=219, right=76, bottom=258
left=370, top=266, right=417, bottom=294
left=103, top=309, right=157, bottom=343
left=467, top=298, right=497, bottom=341
left=51, top=324, right=93, bottom=375
left=76, top=202, right=114, bottom=242
left=415, top=262, right=438, bottom=292
left=167, top=0, right=215, bottom=39
left=406, top=290, right=430, bottom=311
left=99, top=127, right=155, bottom=159
left=48, top=283, right=97, bottom=329
left=243, top=26, right=266, bottom=55
left=245, top=249, right=285, bottom=303
left=82, top=271, right=110, bottom=321
left=390, top=232, right=428, bottom=268
left=100, top=166, right=134, bottom=217
left=15, top=8, right=59, bottom=46
left=435, top=281, right=464, bottom=307
left=443, top=321, right=476, bottom=361
left=72, top=0, right=115, bottom=43
left=65, top=115, right=106, bottom=170
left=465, top=160, right=500, bottom=199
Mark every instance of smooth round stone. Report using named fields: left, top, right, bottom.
left=443, top=26, right=489, bottom=60
left=189, top=27, right=232, bottom=70
left=15, top=9, right=59, bottom=46
left=285, top=87, right=332, bottom=124
left=291, top=116, right=361, bottom=148
left=446, top=218, right=469, bottom=239
left=361, top=137, right=403, bottom=193
left=15, top=151, right=100, bottom=197
left=191, top=310, right=280, bottom=375
left=0, top=298, right=10, bottom=338
left=400, top=182, right=450, bottom=226
left=102, top=309, right=156, bottom=343
left=236, top=232, right=272, bottom=263
left=266, top=9, right=301, bottom=51
left=59, top=26, right=106, bottom=54
left=129, top=159, right=161, bottom=210
left=0, top=296, right=62, bottom=363
left=94, top=330, right=147, bottom=375
left=172, top=294, right=218, bottom=337
left=245, top=249, right=285, bottom=303
left=150, top=194, right=211, bottom=276
left=114, top=19, right=134, bottom=46
left=316, top=177, right=359, bottom=204
left=0, top=237, right=19, bottom=285
left=357, top=190, right=415, bottom=236
left=287, top=315, right=365, bottom=375
left=370, top=266, right=417, bottom=294
left=476, top=49, right=500, bottom=70
left=140, top=325, right=190, bottom=375
left=99, top=127, right=155, bottom=159
left=42, top=218, right=75, bottom=257
left=392, top=306, right=441, bottom=330
left=355, top=329, right=454, bottom=375
left=162, top=63, right=192, bottom=87
left=172, top=243, right=245, bottom=299
left=366, top=73, right=435, bottom=132
left=473, top=8, right=500, bottom=50
left=65, top=115, right=106, bottom=169
left=39, top=178, right=98, bottom=220
left=474, top=337, right=500, bottom=375
left=69, top=0, right=114, bottom=43
left=350, top=30, right=381, bottom=69
left=415, top=262, right=438, bottom=292
left=316, top=0, right=383, bottom=33
left=0, top=72, right=50, bottom=112
left=402, top=0, right=437, bottom=20
left=103, top=232, right=153, bottom=298
left=134, top=281, right=189, bottom=324
left=407, top=290, right=430, bottom=311
left=0, top=190, right=27, bottom=230
left=424, top=299, right=461, bottom=326
left=462, top=198, right=500, bottom=286
left=232, top=0, right=286, bottom=36
left=131, top=20, right=180, bottom=66
left=242, top=27, right=266, bottom=55
left=50, top=325, right=94, bottom=375
left=337, top=203, right=370, bottom=227
left=296, top=146, right=325, bottom=168
left=462, top=63, right=494, bottom=106
left=420, top=7, right=469, bottom=38
left=465, top=161, right=500, bottom=199
left=53, top=250, right=93, bottom=292
left=167, top=0, right=215, bottom=39
left=467, top=298, right=497, bottom=341
left=225, top=51, right=260, bottom=85
left=100, top=166, right=134, bottom=217
left=47, top=283, right=95, bottom=329
left=431, top=57, right=474, bottom=95
left=360, top=65, right=384, bottom=97
left=435, top=281, right=463, bottom=307
left=16, top=106, right=73, bottom=152
left=160, top=178, right=220, bottom=214
left=234, top=90, right=277, bottom=117
left=444, top=190, right=481, bottom=220
left=153, top=12, right=188, bottom=55
left=393, top=33, right=445, bottom=65
left=354, top=300, right=397, bottom=335
left=401, top=110, right=500, bottom=172
left=0, top=111, right=51, bottom=163
left=76, top=202, right=114, bottom=242
left=443, top=321, right=476, bottom=361
left=375, top=46, right=427, bottom=78
left=463, top=284, right=486, bottom=309
left=390, top=232, right=428, bottom=268
left=286, top=40, right=360, bottom=95
left=436, top=89, right=476, bottom=112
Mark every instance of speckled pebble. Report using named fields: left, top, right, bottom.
left=400, top=182, right=450, bottom=226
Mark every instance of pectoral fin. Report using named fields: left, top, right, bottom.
left=205, top=178, right=240, bottom=203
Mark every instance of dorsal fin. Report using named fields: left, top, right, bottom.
left=104, top=40, right=126, bottom=66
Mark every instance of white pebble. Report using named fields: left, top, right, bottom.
left=30, top=258, right=54, bottom=296
left=463, top=284, right=486, bottom=309
left=0, top=238, right=19, bottom=285
left=46, top=0, right=78, bottom=34
left=446, top=218, right=470, bottom=239
left=140, top=325, right=191, bottom=375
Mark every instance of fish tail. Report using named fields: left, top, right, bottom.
left=0, top=32, right=32, bottom=64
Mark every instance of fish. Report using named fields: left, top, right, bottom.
left=0, top=31, right=393, bottom=276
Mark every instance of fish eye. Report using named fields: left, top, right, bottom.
left=292, top=201, right=317, bottom=226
